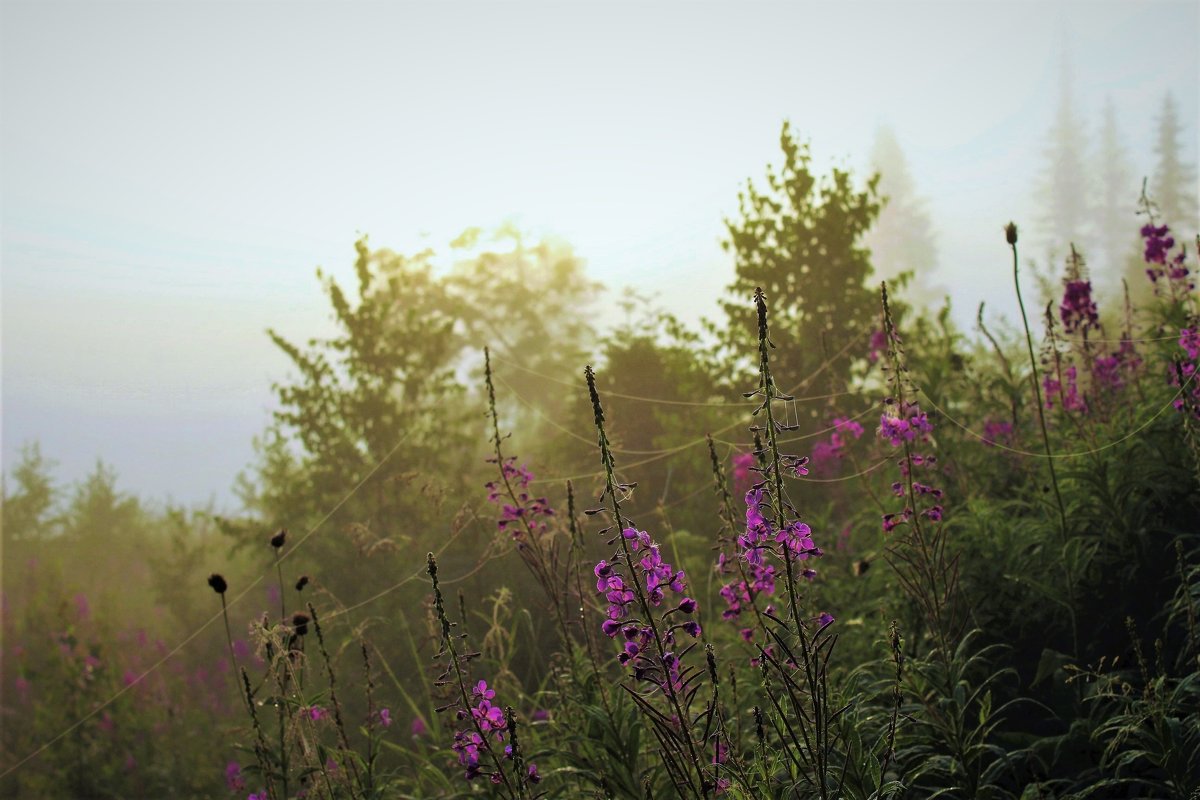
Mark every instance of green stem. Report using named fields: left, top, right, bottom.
left=1009, top=233, right=1068, bottom=542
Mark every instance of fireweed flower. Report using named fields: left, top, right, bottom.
left=1181, top=328, right=1200, bottom=361
left=225, top=761, right=246, bottom=792
left=981, top=419, right=1014, bottom=447
left=717, top=469, right=824, bottom=643
left=1060, top=280, right=1099, bottom=334
left=444, top=678, right=530, bottom=783
left=1172, top=326, right=1200, bottom=419
left=868, top=328, right=888, bottom=363
left=878, top=289, right=946, bottom=534
left=878, top=400, right=933, bottom=447
left=1043, top=366, right=1087, bottom=414
left=1142, top=223, right=1196, bottom=296
left=809, top=415, right=866, bottom=475
left=1142, top=224, right=1175, bottom=266
left=595, top=527, right=701, bottom=688
left=484, top=457, right=554, bottom=545
left=731, top=451, right=754, bottom=489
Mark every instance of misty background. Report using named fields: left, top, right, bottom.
left=3, top=0, right=1198, bottom=507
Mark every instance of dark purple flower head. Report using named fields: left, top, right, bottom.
left=207, top=573, right=227, bottom=595
left=270, top=529, right=287, bottom=550
left=1142, top=224, right=1174, bottom=265
left=1060, top=279, right=1099, bottom=334
left=225, top=761, right=245, bottom=792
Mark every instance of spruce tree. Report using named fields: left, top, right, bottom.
left=1151, top=92, right=1199, bottom=232
left=1035, top=51, right=1091, bottom=266
left=1093, top=97, right=1139, bottom=289
left=865, top=125, right=939, bottom=303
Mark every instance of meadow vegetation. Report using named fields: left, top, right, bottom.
left=3, top=124, right=1199, bottom=799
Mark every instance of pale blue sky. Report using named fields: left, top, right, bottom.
left=2, top=0, right=1197, bottom=506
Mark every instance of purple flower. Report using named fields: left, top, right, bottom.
left=1142, top=223, right=1175, bottom=265
left=411, top=715, right=426, bottom=737
left=1060, top=279, right=1099, bottom=334
left=981, top=419, right=1013, bottom=447
left=378, top=708, right=392, bottom=728
left=1181, top=328, right=1200, bottom=361
left=868, top=328, right=888, bottom=363
left=731, top=452, right=754, bottom=489
left=485, top=458, right=554, bottom=542
left=225, top=761, right=245, bottom=792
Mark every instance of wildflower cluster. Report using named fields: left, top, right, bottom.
left=980, top=418, right=1014, bottom=447
left=877, top=285, right=944, bottom=533
left=1060, top=280, right=1099, bottom=334
left=448, top=680, right=539, bottom=785
left=809, top=415, right=865, bottom=475
left=1172, top=326, right=1200, bottom=420
left=1142, top=223, right=1194, bottom=293
left=1093, top=336, right=1142, bottom=392
left=427, top=554, right=536, bottom=797
left=878, top=400, right=933, bottom=448
left=484, top=457, right=554, bottom=544
left=1059, top=246, right=1099, bottom=335
left=595, top=530, right=701, bottom=687
left=730, top=451, right=754, bottom=490
left=1043, top=365, right=1087, bottom=414
left=720, top=288, right=833, bottom=645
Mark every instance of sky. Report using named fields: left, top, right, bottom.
left=2, top=0, right=1198, bottom=508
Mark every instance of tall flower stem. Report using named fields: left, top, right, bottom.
left=1007, top=224, right=1068, bottom=542
left=751, top=288, right=831, bottom=799
left=586, top=366, right=709, bottom=799
left=1008, top=224, right=1079, bottom=656
left=427, top=553, right=524, bottom=800
left=706, top=437, right=770, bottom=644
left=483, top=348, right=572, bottom=646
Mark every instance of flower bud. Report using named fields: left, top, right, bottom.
left=270, top=529, right=287, bottom=549
left=1005, top=222, right=1018, bottom=245
left=207, top=573, right=228, bottom=594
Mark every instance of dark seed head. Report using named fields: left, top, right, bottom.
left=270, top=529, right=287, bottom=549
left=295, top=575, right=309, bottom=592
left=1005, top=222, right=1018, bottom=245
left=207, top=573, right=228, bottom=594
left=291, top=612, right=310, bottom=636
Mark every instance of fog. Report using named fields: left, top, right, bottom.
left=2, top=0, right=1197, bottom=505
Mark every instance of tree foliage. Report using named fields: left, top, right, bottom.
left=721, top=121, right=882, bottom=395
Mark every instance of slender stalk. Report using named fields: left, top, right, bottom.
left=1007, top=223, right=1068, bottom=541
left=427, top=553, right=524, bottom=799
left=585, top=366, right=709, bottom=798
left=484, top=348, right=573, bottom=646
left=750, top=288, right=831, bottom=799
